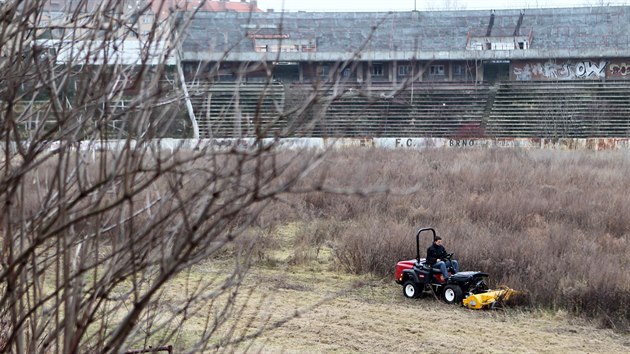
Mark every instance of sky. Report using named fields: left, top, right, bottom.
left=256, top=0, right=623, bottom=12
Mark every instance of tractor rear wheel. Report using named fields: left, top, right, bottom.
left=442, top=285, right=463, bottom=304
left=403, top=280, right=420, bottom=299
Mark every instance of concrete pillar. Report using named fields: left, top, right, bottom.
left=389, top=61, right=395, bottom=83
left=356, top=62, right=364, bottom=83
left=476, top=61, right=484, bottom=82
left=298, top=63, right=304, bottom=83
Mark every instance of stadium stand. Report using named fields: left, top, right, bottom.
left=486, top=81, right=630, bottom=138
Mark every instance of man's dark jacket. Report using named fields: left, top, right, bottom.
left=426, top=243, right=447, bottom=265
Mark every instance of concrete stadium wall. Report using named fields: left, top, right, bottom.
left=202, top=137, right=630, bottom=150
left=9, top=138, right=629, bottom=154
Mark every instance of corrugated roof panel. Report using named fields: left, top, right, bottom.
left=181, top=6, right=630, bottom=57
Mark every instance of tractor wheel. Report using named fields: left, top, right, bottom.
left=442, top=285, right=463, bottom=305
left=403, top=280, right=420, bottom=299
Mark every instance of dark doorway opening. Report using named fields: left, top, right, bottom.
left=273, top=63, right=299, bottom=81
left=483, top=61, right=510, bottom=82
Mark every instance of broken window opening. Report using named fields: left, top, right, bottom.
left=430, top=65, right=445, bottom=76
left=372, top=63, right=384, bottom=77
left=398, top=65, right=411, bottom=76
left=453, top=64, right=465, bottom=76
left=318, top=64, right=330, bottom=77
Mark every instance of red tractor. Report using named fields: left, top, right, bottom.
left=395, top=227, right=517, bottom=308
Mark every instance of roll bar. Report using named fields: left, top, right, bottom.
left=415, top=227, right=437, bottom=261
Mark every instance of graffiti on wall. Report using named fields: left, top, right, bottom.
left=513, top=60, right=608, bottom=81
left=609, top=62, right=630, bottom=77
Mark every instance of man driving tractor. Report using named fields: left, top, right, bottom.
left=426, top=236, right=459, bottom=281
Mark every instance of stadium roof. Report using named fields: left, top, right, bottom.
left=181, top=6, right=630, bottom=61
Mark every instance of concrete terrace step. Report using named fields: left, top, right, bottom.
left=485, top=80, right=630, bottom=138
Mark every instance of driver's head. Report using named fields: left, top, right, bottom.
left=434, top=236, right=442, bottom=246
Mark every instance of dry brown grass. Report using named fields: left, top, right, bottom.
left=255, top=148, right=630, bottom=331
left=246, top=271, right=630, bottom=353
left=159, top=243, right=630, bottom=353
left=12, top=148, right=630, bottom=344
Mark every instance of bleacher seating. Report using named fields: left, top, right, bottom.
left=17, top=80, right=630, bottom=139
left=186, top=80, right=630, bottom=139
left=187, top=82, right=285, bottom=138
left=286, top=83, right=491, bottom=138
left=486, top=81, right=630, bottom=138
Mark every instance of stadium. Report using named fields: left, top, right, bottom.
left=12, top=1, right=630, bottom=147
left=3, top=2, right=630, bottom=352
left=177, top=4, right=630, bottom=142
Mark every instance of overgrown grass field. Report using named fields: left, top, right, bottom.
left=253, top=148, right=630, bottom=331
left=5, top=148, right=629, bottom=352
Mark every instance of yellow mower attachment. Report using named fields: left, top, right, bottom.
left=462, top=287, right=519, bottom=310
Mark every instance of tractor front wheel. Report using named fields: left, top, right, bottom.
left=403, top=280, right=420, bottom=299
left=442, top=285, right=463, bottom=304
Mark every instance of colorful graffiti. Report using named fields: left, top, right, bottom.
left=609, top=62, right=630, bottom=77
left=513, top=60, right=608, bottom=81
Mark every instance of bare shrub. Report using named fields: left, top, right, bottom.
left=0, top=1, right=376, bottom=351
left=289, top=219, right=341, bottom=266
left=333, top=216, right=411, bottom=276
